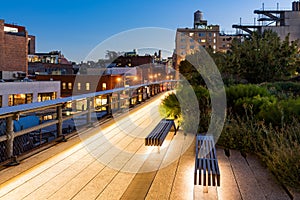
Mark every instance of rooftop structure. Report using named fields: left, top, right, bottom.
left=233, top=1, right=300, bottom=42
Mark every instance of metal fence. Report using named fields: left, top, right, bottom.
left=0, top=81, right=177, bottom=166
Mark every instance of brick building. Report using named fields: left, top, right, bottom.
left=0, top=20, right=32, bottom=76
left=175, top=10, right=240, bottom=70
left=35, top=74, right=123, bottom=97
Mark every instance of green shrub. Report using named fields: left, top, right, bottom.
left=226, top=84, right=271, bottom=109
left=217, top=114, right=265, bottom=153
left=259, top=122, right=300, bottom=190
left=261, top=81, right=300, bottom=98
left=218, top=115, right=300, bottom=190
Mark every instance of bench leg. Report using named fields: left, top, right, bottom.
left=203, top=185, right=208, bottom=193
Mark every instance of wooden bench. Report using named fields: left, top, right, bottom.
left=194, top=135, right=220, bottom=192
left=145, top=119, right=176, bottom=146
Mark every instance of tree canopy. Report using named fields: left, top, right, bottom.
left=179, top=30, right=300, bottom=85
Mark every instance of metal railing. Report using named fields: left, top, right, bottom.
left=0, top=80, right=177, bottom=166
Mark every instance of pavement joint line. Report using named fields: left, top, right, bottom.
left=228, top=151, right=244, bottom=200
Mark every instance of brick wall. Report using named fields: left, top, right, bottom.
left=0, top=20, right=28, bottom=73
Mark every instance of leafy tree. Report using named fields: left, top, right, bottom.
left=227, top=30, right=299, bottom=83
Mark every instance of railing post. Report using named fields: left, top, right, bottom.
left=87, top=97, right=92, bottom=126
left=56, top=105, right=65, bottom=142
left=129, top=89, right=132, bottom=107
left=5, top=116, right=19, bottom=166
left=107, top=94, right=112, bottom=116
left=117, top=92, right=121, bottom=110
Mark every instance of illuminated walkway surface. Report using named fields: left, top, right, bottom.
left=0, top=93, right=291, bottom=200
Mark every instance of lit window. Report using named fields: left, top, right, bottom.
left=68, top=82, right=72, bottom=90
left=213, top=45, right=216, bottom=50
left=214, top=33, right=216, bottom=37
left=86, top=82, right=90, bottom=91
left=62, top=82, right=66, bottom=90
left=189, top=32, right=194, bottom=37
left=77, top=82, right=81, bottom=90
left=213, top=39, right=216, bottom=43
left=102, top=83, right=107, bottom=90
left=201, top=39, right=206, bottom=43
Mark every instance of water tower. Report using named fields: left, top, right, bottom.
left=194, top=10, right=207, bottom=29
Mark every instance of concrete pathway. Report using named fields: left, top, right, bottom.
left=0, top=92, right=291, bottom=200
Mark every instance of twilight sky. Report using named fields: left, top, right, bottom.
left=0, top=0, right=292, bottom=62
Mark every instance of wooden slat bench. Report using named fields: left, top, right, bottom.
left=145, top=119, right=176, bottom=146
left=194, top=135, right=220, bottom=192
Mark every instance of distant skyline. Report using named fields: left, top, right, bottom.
left=0, top=0, right=293, bottom=62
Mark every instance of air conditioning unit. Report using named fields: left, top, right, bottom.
left=13, top=73, right=19, bottom=78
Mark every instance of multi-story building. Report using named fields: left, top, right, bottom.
left=233, top=1, right=300, bottom=43
left=28, top=51, right=74, bottom=75
left=0, top=19, right=35, bottom=79
left=0, top=81, right=60, bottom=107
left=35, top=74, right=122, bottom=97
left=175, top=10, right=239, bottom=70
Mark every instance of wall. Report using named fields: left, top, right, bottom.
left=0, top=81, right=61, bottom=107
left=0, top=20, right=28, bottom=73
left=35, top=75, right=121, bottom=97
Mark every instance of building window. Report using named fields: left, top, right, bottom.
left=68, top=82, right=72, bottom=90
left=62, top=82, right=66, bottom=90
left=208, top=33, right=212, bottom=37
left=190, top=45, right=194, bottom=49
left=214, top=33, right=216, bottom=37
left=77, top=82, right=81, bottom=90
left=38, top=92, right=57, bottom=102
left=102, top=83, right=107, bottom=90
left=213, top=39, right=216, bottom=43
left=213, top=45, right=216, bottom=50
left=8, top=94, right=33, bottom=106
left=189, top=39, right=194, bottom=43
left=189, top=32, right=194, bottom=37
left=200, top=39, right=206, bottom=43
left=180, top=38, right=186, bottom=43
left=198, top=32, right=205, bottom=37
left=180, top=45, right=186, bottom=49
left=86, top=82, right=90, bottom=91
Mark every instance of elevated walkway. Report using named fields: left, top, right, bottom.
left=0, top=93, right=291, bottom=200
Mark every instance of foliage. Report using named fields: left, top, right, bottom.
left=261, top=81, right=300, bottom=99
left=159, top=92, right=181, bottom=120
left=260, top=123, right=300, bottom=190
left=226, top=84, right=271, bottom=108
left=218, top=116, right=300, bottom=190
left=226, top=30, right=299, bottom=83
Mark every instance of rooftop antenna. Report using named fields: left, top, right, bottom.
left=277, top=3, right=279, bottom=10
